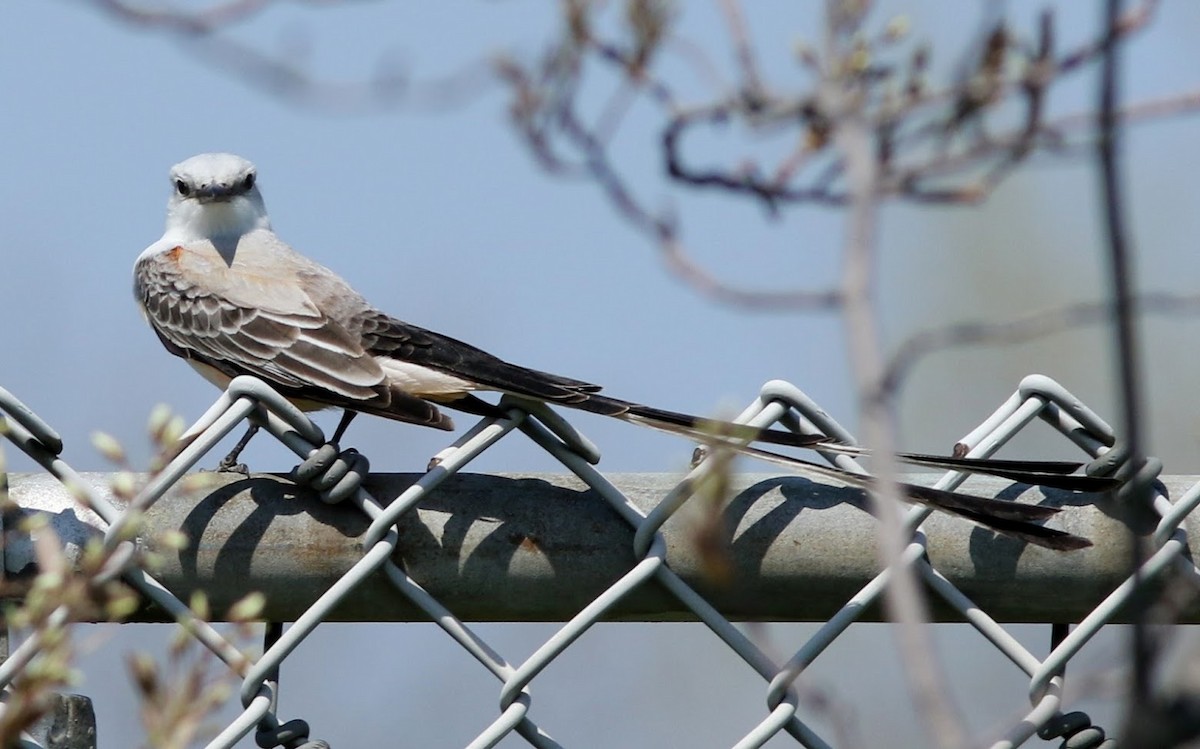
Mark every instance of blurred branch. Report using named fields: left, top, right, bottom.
left=85, top=0, right=495, bottom=113
left=716, top=0, right=763, bottom=94
left=496, top=53, right=843, bottom=311
left=80, top=0, right=1186, bottom=201
left=514, top=0, right=1170, bottom=205
left=883, top=291, right=1200, bottom=394
left=91, top=0, right=277, bottom=31
left=839, top=112, right=970, bottom=749
left=0, top=413, right=244, bottom=746
left=1094, top=0, right=1153, bottom=736
left=81, top=1, right=1200, bottom=310
left=496, top=0, right=1192, bottom=308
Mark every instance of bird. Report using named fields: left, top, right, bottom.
left=133, top=153, right=1113, bottom=551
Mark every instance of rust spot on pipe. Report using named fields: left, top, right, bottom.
left=510, top=532, right=542, bottom=553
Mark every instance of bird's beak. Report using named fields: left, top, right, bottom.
left=194, top=184, right=236, bottom=203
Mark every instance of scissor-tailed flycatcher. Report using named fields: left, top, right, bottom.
left=134, top=153, right=1111, bottom=550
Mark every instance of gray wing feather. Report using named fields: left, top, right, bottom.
left=135, top=248, right=400, bottom=407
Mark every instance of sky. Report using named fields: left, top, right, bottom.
left=3, top=1, right=1200, bottom=747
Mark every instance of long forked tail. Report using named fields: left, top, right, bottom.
left=554, top=394, right=1104, bottom=551
left=569, top=395, right=1118, bottom=491
left=734, top=442, right=1092, bottom=551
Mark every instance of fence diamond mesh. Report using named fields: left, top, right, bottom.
left=1, top=373, right=1194, bottom=748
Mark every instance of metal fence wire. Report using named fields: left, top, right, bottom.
left=2, top=373, right=1199, bottom=749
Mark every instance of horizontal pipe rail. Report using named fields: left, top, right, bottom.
left=4, top=471, right=1174, bottom=623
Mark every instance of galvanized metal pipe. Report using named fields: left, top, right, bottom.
left=3, top=471, right=1175, bottom=623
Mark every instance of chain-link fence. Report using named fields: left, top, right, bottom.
left=1, top=373, right=1195, bottom=748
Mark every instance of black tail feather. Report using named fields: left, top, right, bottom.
left=736, top=444, right=1093, bottom=551
left=446, top=390, right=1102, bottom=551
left=571, top=396, right=1117, bottom=494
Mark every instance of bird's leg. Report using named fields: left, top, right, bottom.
left=330, top=410, right=358, bottom=444
left=216, top=423, right=260, bottom=473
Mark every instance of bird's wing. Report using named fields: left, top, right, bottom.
left=134, top=244, right=452, bottom=429
left=358, top=311, right=611, bottom=405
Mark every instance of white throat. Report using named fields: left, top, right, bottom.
left=164, top=194, right=272, bottom=244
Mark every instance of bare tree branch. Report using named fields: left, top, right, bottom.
left=883, top=292, right=1200, bottom=394
left=84, top=1, right=1200, bottom=311
left=1095, top=0, right=1154, bottom=733
left=717, top=0, right=764, bottom=94
left=88, top=0, right=495, bottom=113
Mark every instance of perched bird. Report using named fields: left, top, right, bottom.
left=133, top=153, right=1112, bottom=550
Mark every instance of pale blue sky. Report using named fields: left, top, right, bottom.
left=3, top=1, right=1200, bottom=746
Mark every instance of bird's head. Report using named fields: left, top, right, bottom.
left=164, top=153, right=271, bottom=241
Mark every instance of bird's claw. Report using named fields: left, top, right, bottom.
left=213, top=459, right=250, bottom=475
left=292, top=443, right=368, bottom=504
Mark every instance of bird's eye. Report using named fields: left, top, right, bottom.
left=243, top=173, right=255, bottom=190
left=174, top=179, right=191, bottom=196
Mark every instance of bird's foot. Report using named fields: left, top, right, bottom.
left=208, top=423, right=259, bottom=474
left=213, top=456, right=251, bottom=475
left=292, top=443, right=369, bottom=504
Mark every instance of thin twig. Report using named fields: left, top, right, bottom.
left=91, top=0, right=275, bottom=32
left=839, top=118, right=970, bottom=749
left=1097, top=0, right=1152, bottom=718
left=883, top=292, right=1200, bottom=394
left=828, top=12, right=970, bottom=746
left=717, top=0, right=764, bottom=94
